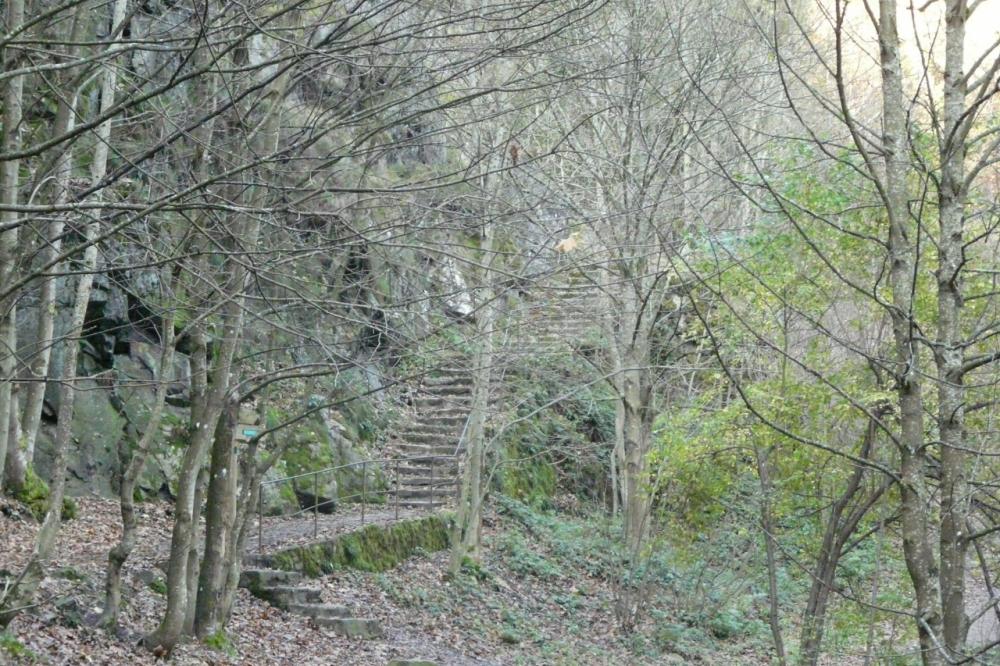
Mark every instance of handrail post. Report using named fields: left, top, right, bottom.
left=258, top=486, right=263, bottom=552
left=361, top=461, right=367, bottom=525
left=429, top=456, right=435, bottom=512
left=394, top=458, right=400, bottom=521
left=313, top=471, right=318, bottom=539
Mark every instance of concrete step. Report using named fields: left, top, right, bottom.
left=395, top=463, right=459, bottom=477
left=406, top=422, right=460, bottom=434
left=399, top=432, right=454, bottom=445
left=395, top=458, right=459, bottom=471
left=397, top=476, right=457, bottom=487
left=288, top=603, right=350, bottom=620
left=412, top=396, right=471, bottom=409
left=239, top=569, right=302, bottom=590
left=256, top=585, right=322, bottom=609
left=416, top=410, right=468, bottom=422
left=397, top=499, right=448, bottom=509
left=392, top=487, right=456, bottom=500
left=316, top=616, right=384, bottom=639
left=397, top=444, right=458, bottom=457
left=422, top=384, right=472, bottom=397
left=423, top=375, right=472, bottom=386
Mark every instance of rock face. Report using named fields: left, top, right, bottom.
left=269, top=401, right=384, bottom=516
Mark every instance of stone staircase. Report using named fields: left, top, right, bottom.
left=386, top=274, right=602, bottom=510
left=391, top=367, right=472, bottom=509
left=240, top=568, right=383, bottom=639
left=508, top=271, right=603, bottom=361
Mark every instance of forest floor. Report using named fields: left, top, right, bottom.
left=0, top=495, right=775, bottom=665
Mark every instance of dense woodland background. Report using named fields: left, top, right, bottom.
left=2, top=0, right=1000, bottom=663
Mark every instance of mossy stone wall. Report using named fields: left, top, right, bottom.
left=268, top=514, right=452, bottom=576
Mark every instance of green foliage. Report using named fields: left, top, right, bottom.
left=495, top=356, right=615, bottom=505
left=498, top=497, right=621, bottom=579
left=12, top=468, right=77, bottom=522
left=0, top=632, right=35, bottom=661
left=148, top=577, right=167, bottom=595
left=203, top=630, right=237, bottom=657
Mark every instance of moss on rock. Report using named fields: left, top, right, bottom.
left=13, top=468, right=77, bottom=521
left=270, top=514, right=452, bottom=576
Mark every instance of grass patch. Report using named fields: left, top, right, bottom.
left=0, top=631, right=36, bottom=661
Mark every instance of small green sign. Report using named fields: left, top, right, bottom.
left=242, top=428, right=259, bottom=438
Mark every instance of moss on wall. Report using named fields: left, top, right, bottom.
left=269, top=514, right=452, bottom=576
left=499, top=436, right=558, bottom=507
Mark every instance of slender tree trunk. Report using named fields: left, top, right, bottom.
left=879, top=4, right=943, bottom=662
left=0, top=0, right=26, bottom=490
left=2, top=323, right=22, bottom=489
left=194, top=399, right=238, bottom=637
left=1, top=0, right=127, bottom=620
left=183, top=465, right=209, bottom=635
left=936, top=0, right=970, bottom=655
left=100, top=303, right=176, bottom=629
left=754, top=445, right=786, bottom=666
left=450, top=225, right=496, bottom=573
left=620, top=346, right=652, bottom=555
left=15, top=4, right=89, bottom=486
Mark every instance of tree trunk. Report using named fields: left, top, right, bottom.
left=879, top=4, right=943, bottom=662
left=620, top=348, right=653, bottom=556
left=754, top=446, right=786, bottom=666
left=100, top=304, right=176, bottom=629
left=2, top=326, right=23, bottom=490
left=449, top=224, right=496, bottom=574
left=194, top=399, right=238, bottom=637
left=2, top=0, right=126, bottom=619
left=936, top=0, right=970, bottom=655
left=15, top=2, right=88, bottom=486
left=0, top=0, right=26, bottom=491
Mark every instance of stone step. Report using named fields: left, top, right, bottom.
left=412, top=396, right=471, bottom=409
left=399, top=432, right=454, bottom=445
left=239, top=569, right=302, bottom=590
left=423, top=375, right=472, bottom=386
left=255, top=585, right=322, bottom=609
left=316, top=616, right=384, bottom=639
left=416, top=413, right=468, bottom=424
left=396, top=476, right=457, bottom=487
left=397, top=499, right=447, bottom=509
left=422, top=384, right=472, bottom=397
left=406, top=422, right=460, bottom=434
left=399, top=460, right=458, bottom=479
left=392, top=487, right=456, bottom=500
left=397, top=444, right=458, bottom=456
left=395, top=459, right=459, bottom=473
left=288, top=603, right=350, bottom=620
